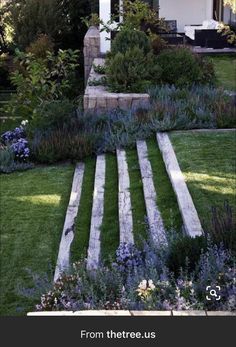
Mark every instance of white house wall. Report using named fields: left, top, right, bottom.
left=159, top=0, right=213, bottom=32
left=100, top=0, right=111, bottom=53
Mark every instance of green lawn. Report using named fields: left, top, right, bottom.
left=0, top=164, right=74, bottom=316
left=169, top=130, right=236, bottom=230
left=101, top=154, right=119, bottom=262
left=211, top=55, right=236, bottom=91
left=127, top=149, right=147, bottom=244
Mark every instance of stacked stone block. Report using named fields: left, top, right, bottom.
left=83, top=26, right=100, bottom=84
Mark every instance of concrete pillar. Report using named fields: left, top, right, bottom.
left=100, top=0, right=111, bottom=53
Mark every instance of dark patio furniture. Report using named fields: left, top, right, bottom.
left=160, top=20, right=177, bottom=34
left=159, top=33, right=184, bottom=45
left=194, top=29, right=231, bottom=48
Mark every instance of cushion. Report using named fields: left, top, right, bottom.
left=185, top=25, right=203, bottom=40
left=202, top=20, right=210, bottom=29
left=203, top=19, right=219, bottom=29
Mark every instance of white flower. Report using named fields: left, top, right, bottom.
left=21, top=120, right=29, bottom=126
left=138, top=280, right=148, bottom=290
left=148, top=280, right=156, bottom=290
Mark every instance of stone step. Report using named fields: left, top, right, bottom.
left=156, top=132, right=203, bottom=237
left=54, top=163, right=85, bottom=282
left=116, top=149, right=134, bottom=245
left=136, top=140, right=167, bottom=246
left=87, top=155, right=106, bottom=270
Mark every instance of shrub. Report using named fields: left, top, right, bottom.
left=29, top=86, right=235, bottom=165
left=197, top=56, right=216, bottom=85
left=30, top=99, right=77, bottom=131
left=112, top=0, right=163, bottom=32
left=0, top=57, right=11, bottom=90
left=218, top=23, right=236, bottom=45
left=150, top=34, right=168, bottom=55
left=207, top=201, right=236, bottom=255
left=213, top=95, right=236, bottom=128
left=0, top=145, right=14, bottom=171
left=110, top=29, right=152, bottom=57
left=5, top=49, right=79, bottom=121
left=82, top=13, right=101, bottom=28
left=31, top=128, right=95, bottom=163
left=157, top=47, right=215, bottom=87
left=26, top=34, right=54, bottom=59
left=4, top=0, right=68, bottom=50
left=106, top=46, right=162, bottom=92
left=5, top=0, right=98, bottom=50
left=167, top=235, right=207, bottom=275
left=93, top=63, right=106, bottom=75
left=148, top=85, right=236, bottom=129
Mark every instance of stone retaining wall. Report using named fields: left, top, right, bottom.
left=84, top=58, right=150, bottom=113
left=83, top=27, right=100, bottom=84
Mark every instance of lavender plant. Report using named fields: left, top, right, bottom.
left=113, top=243, right=143, bottom=273
left=32, top=238, right=235, bottom=312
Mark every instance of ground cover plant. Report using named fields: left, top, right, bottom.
left=28, top=85, right=236, bottom=165
left=0, top=164, right=74, bottom=315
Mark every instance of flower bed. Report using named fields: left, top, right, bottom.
left=84, top=58, right=150, bottom=113
left=34, top=240, right=236, bottom=312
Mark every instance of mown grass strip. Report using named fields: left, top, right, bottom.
left=169, top=130, right=236, bottom=230
left=70, top=157, right=96, bottom=263
left=126, top=148, right=147, bottom=245
left=101, top=154, right=119, bottom=263
left=211, top=55, right=236, bottom=91
left=0, top=164, right=74, bottom=316
left=147, top=138, right=183, bottom=233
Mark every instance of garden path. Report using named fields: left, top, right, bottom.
left=54, top=133, right=202, bottom=280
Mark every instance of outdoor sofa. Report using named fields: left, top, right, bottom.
left=184, top=19, right=230, bottom=48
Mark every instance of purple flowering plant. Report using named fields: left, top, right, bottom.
left=32, top=236, right=235, bottom=312
left=1, top=121, right=30, bottom=162
left=113, top=243, right=143, bottom=273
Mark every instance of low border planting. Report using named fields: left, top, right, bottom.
left=34, top=237, right=235, bottom=312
